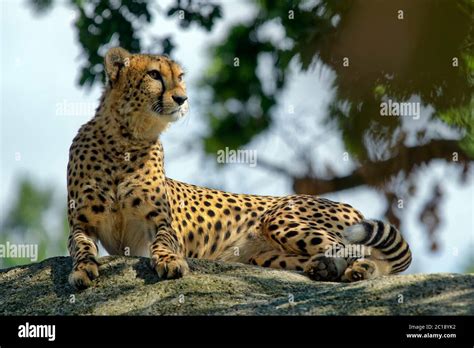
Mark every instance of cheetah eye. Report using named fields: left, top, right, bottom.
left=178, top=73, right=184, bottom=82
left=147, top=70, right=162, bottom=81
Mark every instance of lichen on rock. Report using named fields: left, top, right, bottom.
left=0, top=256, right=472, bottom=315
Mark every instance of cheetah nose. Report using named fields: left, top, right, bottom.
left=172, top=95, right=188, bottom=106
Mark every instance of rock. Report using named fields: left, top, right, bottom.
left=0, top=256, right=472, bottom=315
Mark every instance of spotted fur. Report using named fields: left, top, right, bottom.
left=67, top=47, right=412, bottom=289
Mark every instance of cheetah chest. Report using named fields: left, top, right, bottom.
left=95, top=184, right=156, bottom=257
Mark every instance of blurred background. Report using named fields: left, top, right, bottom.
left=0, top=0, right=473, bottom=273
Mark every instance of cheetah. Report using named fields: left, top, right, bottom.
left=67, top=47, right=412, bottom=289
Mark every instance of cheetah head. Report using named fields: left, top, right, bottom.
left=104, top=47, right=189, bottom=139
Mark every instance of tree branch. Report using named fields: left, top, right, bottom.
left=292, top=139, right=471, bottom=195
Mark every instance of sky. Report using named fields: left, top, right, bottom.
left=0, top=0, right=473, bottom=273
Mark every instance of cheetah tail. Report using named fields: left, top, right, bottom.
left=342, top=220, right=412, bottom=274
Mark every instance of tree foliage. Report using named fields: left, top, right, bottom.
left=27, top=0, right=474, bottom=251
left=30, top=0, right=222, bottom=87
left=0, top=177, right=68, bottom=267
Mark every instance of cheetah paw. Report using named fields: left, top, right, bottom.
left=69, top=258, right=100, bottom=290
left=342, top=259, right=377, bottom=282
left=151, top=254, right=189, bottom=279
left=304, top=255, right=346, bottom=282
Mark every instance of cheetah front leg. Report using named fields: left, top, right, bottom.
left=68, top=224, right=100, bottom=289
left=150, top=222, right=189, bottom=279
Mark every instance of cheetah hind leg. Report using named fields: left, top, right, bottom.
left=250, top=250, right=348, bottom=282
left=249, top=250, right=311, bottom=272
left=303, top=254, right=348, bottom=282
left=341, top=258, right=391, bottom=282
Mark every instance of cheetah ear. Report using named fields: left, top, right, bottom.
left=104, top=47, right=131, bottom=85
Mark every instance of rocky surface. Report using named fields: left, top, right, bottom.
left=0, top=256, right=472, bottom=315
